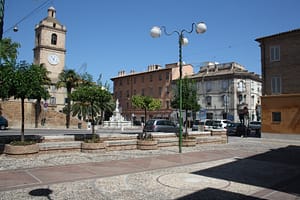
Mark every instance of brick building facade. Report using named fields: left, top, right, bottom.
left=111, top=63, right=193, bottom=123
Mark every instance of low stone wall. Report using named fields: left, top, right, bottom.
left=104, top=140, right=137, bottom=151
left=2, top=130, right=228, bottom=155
left=38, top=141, right=82, bottom=153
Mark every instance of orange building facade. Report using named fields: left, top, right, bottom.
left=111, top=63, right=193, bottom=123
left=256, top=29, right=300, bottom=138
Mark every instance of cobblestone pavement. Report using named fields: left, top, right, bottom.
left=0, top=137, right=300, bottom=200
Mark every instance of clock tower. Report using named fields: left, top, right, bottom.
left=33, top=7, right=67, bottom=109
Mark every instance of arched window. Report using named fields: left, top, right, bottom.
left=51, top=33, right=57, bottom=45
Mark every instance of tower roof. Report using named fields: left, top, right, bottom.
left=36, top=6, right=66, bottom=31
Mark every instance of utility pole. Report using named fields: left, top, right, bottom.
left=0, top=0, right=4, bottom=40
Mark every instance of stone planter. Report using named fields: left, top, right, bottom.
left=137, top=140, right=158, bottom=150
left=4, top=143, right=39, bottom=156
left=81, top=142, right=105, bottom=153
left=182, top=137, right=196, bottom=147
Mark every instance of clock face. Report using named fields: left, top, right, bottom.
left=48, top=54, right=60, bottom=65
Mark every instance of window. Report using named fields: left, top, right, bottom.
left=64, top=98, right=70, bottom=104
left=149, top=75, right=153, bottom=82
left=53, top=23, right=56, bottom=28
left=206, top=96, right=212, bottom=106
left=51, top=33, right=57, bottom=45
left=272, top=112, right=281, bottom=122
left=149, top=87, right=153, bottom=96
left=158, top=87, right=162, bottom=96
left=237, top=81, right=245, bottom=92
left=50, top=97, right=56, bottom=105
left=166, top=72, right=170, bottom=81
left=205, top=82, right=212, bottom=92
left=270, top=46, right=280, bottom=62
left=159, top=74, right=162, bottom=81
left=271, top=76, right=281, bottom=94
left=222, top=80, right=229, bottom=90
left=50, top=85, right=56, bottom=92
left=133, top=77, right=136, bottom=84
left=238, top=94, right=243, bottom=103
left=142, top=89, right=145, bottom=96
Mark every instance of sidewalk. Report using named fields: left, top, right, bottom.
left=0, top=137, right=299, bottom=199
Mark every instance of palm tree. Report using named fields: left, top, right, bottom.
left=56, top=69, right=81, bottom=128
left=30, top=64, right=51, bottom=128
left=71, top=85, right=112, bottom=135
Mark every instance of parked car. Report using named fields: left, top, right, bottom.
left=213, top=119, right=232, bottom=128
left=225, top=122, right=241, bottom=136
left=143, top=119, right=179, bottom=133
left=192, top=119, right=229, bottom=131
left=0, top=116, right=8, bottom=130
left=248, top=121, right=261, bottom=136
left=249, top=121, right=261, bottom=131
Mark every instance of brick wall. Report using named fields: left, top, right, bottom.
left=0, top=101, right=86, bottom=129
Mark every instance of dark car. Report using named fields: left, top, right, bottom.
left=225, top=122, right=241, bottom=136
left=143, top=119, right=179, bottom=133
left=0, top=116, right=8, bottom=130
left=248, top=121, right=261, bottom=136
left=249, top=121, right=261, bottom=131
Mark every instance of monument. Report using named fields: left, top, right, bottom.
left=103, top=99, right=131, bottom=128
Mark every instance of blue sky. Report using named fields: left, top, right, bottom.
left=3, top=0, right=300, bottom=88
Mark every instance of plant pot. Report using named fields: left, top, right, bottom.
left=81, top=142, right=105, bottom=153
left=137, top=140, right=158, bottom=150
left=182, top=137, right=196, bottom=147
left=4, top=143, right=39, bottom=156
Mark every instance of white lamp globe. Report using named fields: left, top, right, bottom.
left=182, top=37, right=189, bottom=46
left=196, top=22, right=207, bottom=34
left=150, top=26, right=161, bottom=38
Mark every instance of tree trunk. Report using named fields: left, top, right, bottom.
left=66, top=101, right=70, bottom=129
left=185, top=109, right=188, bottom=136
left=91, top=102, right=95, bottom=135
left=144, top=108, right=147, bottom=124
left=35, top=99, right=41, bottom=128
left=66, top=88, right=72, bottom=129
left=21, top=98, right=25, bottom=142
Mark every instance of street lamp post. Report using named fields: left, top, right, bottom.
left=150, top=22, right=207, bottom=153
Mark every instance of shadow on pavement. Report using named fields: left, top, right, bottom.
left=176, top=187, right=267, bottom=200
left=191, top=145, right=300, bottom=197
left=29, top=188, right=53, bottom=200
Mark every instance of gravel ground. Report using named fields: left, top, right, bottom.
left=0, top=137, right=299, bottom=200
left=0, top=137, right=286, bottom=171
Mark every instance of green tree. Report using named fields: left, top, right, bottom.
left=11, top=63, right=50, bottom=142
left=171, top=77, right=200, bottom=134
left=29, top=64, right=51, bottom=128
left=0, top=38, right=20, bottom=66
left=131, top=95, right=161, bottom=123
left=0, top=38, right=20, bottom=100
left=56, top=69, right=81, bottom=128
left=71, top=85, right=112, bottom=136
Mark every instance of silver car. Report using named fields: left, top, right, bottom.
left=143, top=119, right=179, bottom=133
